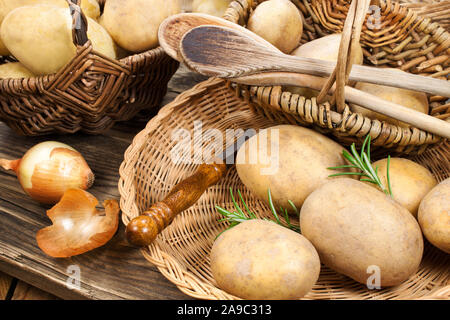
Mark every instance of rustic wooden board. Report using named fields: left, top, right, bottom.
left=0, top=66, right=206, bottom=300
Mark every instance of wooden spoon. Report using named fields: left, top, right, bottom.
left=177, top=25, right=450, bottom=139
left=158, top=12, right=279, bottom=61
left=180, top=25, right=450, bottom=98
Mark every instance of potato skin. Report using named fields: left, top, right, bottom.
left=286, top=34, right=364, bottom=98
left=1, top=5, right=76, bottom=75
left=1, top=6, right=116, bottom=75
left=0, top=62, right=34, bottom=78
left=0, top=0, right=99, bottom=56
left=369, top=158, right=437, bottom=217
left=351, top=70, right=429, bottom=127
left=300, top=178, right=423, bottom=287
left=101, top=0, right=181, bottom=53
left=418, top=178, right=450, bottom=254
left=236, top=125, right=349, bottom=212
left=247, top=0, right=303, bottom=54
left=211, top=219, right=320, bottom=299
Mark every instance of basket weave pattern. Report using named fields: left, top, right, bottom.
left=0, top=0, right=179, bottom=135
left=222, top=0, right=450, bottom=155
left=119, top=78, right=450, bottom=300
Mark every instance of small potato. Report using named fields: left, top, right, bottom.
left=300, top=178, right=424, bottom=287
left=247, top=0, right=303, bottom=54
left=211, top=219, right=320, bottom=299
left=86, top=17, right=117, bottom=60
left=1, top=6, right=116, bottom=75
left=351, top=70, right=429, bottom=127
left=236, top=125, right=350, bottom=212
left=192, top=0, right=232, bottom=17
left=368, top=158, right=437, bottom=217
left=286, top=34, right=364, bottom=98
left=101, top=0, right=181, bottom=53
left=418, top=178, right=450, bottom=254
left=0, top=62, right=34, bottom=78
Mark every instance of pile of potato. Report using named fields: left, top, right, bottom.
left=0, top=0, right=181, bottom=77
left=211, top=124, right=449, bottom=300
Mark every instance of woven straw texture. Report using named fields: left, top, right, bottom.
left=119, top=77, right=449, bottom=300
left=222, top=0, right=450, bottom=155
left=0, top=0, right=179, bottom=136
left=399, top=0, right=450, bottom=31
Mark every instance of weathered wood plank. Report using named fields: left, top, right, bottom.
left=0, top=65, right=201, bottom=300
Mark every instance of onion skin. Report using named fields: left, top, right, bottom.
left=1, top=141, right=94, bottom=204
left=36, top=189, right=120, bottom=258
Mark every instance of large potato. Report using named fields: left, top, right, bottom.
left=0, top=62, right=34, bottom=78
left=418, top=178, right=450, bottom=254
left=101, top=0, right=181, bottom=53
left=211, top=219, right=320, bottom=299
left=286, top=34, right=364, bottom=98
left=368, top=158, right=437, bottom=217
left=1, top=5, right=116, bottom=75
left=0, top=0, right=100, bottom=56
left=300, top=178, right=424, bottom=287
left=192, top=0, right=232, bottom=17
left=351, top=70, right=429, bottom=127
left=247, top=0, right=303, bottom=54
left=236, top=125, right=349, bottom=212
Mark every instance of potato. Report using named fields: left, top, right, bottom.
left=418, top=178, right=450, bottom=254
left=101, top=0, right=181, bottom=53
left=211, top=219, right=320, bottom=299
left=351, top=70, right=429, bottom=127
left=0, top=0, right=100, bottom=20
left=0, top=0, right=100, bottom=56
left=286, top=34, right=364, bottom=98
left=86, top=17, right=117, bottom=60
left=192, top=0, right=232, bottom=17
left=236, top=125, right=350, bottom=212
left=368, top=158, right=437, bottom=217
left=300, top=178, right=424, bottom=287
left=1, top=5, right=116, bottom=75
left=247, top=0, right=303, bottom=54
left=0, top=62, right=34, bottom=78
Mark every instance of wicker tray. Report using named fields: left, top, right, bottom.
left=119, top=77, right=449, bottom=300
left=222, top=0, right=450, bottom=156
left=0, top=0, right=179, bottom=136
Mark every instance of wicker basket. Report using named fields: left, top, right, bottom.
left=399, top=0, right=450, bottom=32
left=119, top=77, right=450, bottom=300
left=0, top=0, right=179, bottom=136
left=221, top=0, right=449, bottom=155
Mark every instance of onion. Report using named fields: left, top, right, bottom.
left=36, top=189, right=120, bottom=258
left=0, top=141, right=94, bottom=204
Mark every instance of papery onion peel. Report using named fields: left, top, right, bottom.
left=36, top=189, right=120, bottom=258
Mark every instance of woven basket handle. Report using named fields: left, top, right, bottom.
left=317, top=0, right=370, bottom=112
left=67, top=0, right=89, bottom=47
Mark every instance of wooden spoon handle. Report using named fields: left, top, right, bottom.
left=125, top=162, right=227, bottom=246
left=234, top=72, right=450, bottom=139
left=241, top=55, right=450, bottom=97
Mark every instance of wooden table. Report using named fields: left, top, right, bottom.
left=0, top=65, right=207, bottom=300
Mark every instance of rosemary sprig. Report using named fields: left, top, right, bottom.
left=215, top=188, right=300, bottom=237
left=328, top=134, right=393, bottom=197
